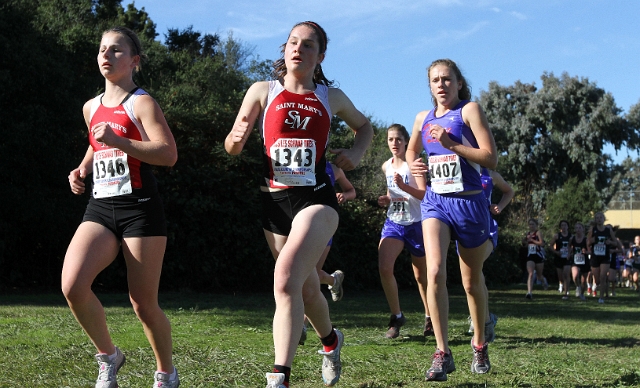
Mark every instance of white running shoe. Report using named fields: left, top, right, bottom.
left=95, top=347, right=125, bottom=388
left=153, top=368, right=180, bottom=388
left=329, top=270, right=344, bottom=302
left=576, top=286, right=581, bottom=297
left=558, top=283, right=563, bottom=293
left=318, top=328, right=343, bottom=386
left=265, top=372, right=286, bottom=388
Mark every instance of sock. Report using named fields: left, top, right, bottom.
left=321, top=329, right=338, bottom=352
left=425, top=315, right=430, bottom=319
left=395, top=312, right=403, bottom=319
left=273, top=365, right=291, bottom=386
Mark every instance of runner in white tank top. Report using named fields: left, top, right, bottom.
left=377, top=124, right=431, bottom=339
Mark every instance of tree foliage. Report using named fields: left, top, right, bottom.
left=2, top=0, right=639, bottom=291
left=480, top=72, right=632, bottom=220
left=543, top=177, right=603, bottom=235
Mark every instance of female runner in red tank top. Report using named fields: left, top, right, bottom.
left=225, top=21, right=372, bottom=388
left=62, top=27, right=179, bottom=387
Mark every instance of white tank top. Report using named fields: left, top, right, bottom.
left=385, top=158, right=422, bottom=225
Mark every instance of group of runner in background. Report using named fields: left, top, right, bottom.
left=524, top=213, right=640, bottom=303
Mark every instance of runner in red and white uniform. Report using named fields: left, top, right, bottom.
left=62, top=27, right=179, bottom=388
left=225, top=21, right=372, bottom=388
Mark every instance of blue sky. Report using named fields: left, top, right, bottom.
left=134, top=0, right=640, bottom=163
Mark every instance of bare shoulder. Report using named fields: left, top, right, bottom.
left=243, top=81, right=270, bottom=106
left=248, top=81, right=270, bottom=95
left=414, top=110, right=429, bottom=121
left=461, top=101, right=485, bottom=118
left=82, top=99, right=94, bottom=125
left=327, top=87, right=351, bottom=111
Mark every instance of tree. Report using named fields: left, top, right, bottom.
left=0, top=0, right=122, bottom=288
left=543, top=177, right=603, bottom=236
left=480, top=72, right=633, bottom=219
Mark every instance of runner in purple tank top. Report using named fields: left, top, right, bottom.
left=406, top=58, right=498, bottom=380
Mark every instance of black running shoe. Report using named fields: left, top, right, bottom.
left=385, top=313, right=406, bottom=339
left=423, top=316, right=434, bottom=336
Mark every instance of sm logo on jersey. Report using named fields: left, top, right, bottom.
left=284, top=110, right=311, bottom=130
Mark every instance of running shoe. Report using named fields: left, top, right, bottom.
left=95, top=347, right=126, bottom=388
left=579, top=294, right=586, bottom=301
left=265, top=372, right=286, bottom=388
left=423, top=316, right=434, bottom=336
left=385, top=313, right=406, bottom=339
left=525, top=293, right=533, bottom=300
left=562, top=295, right=569, bottom=300
left=318, top=328, right=343, bottom=386
left=470, top=340, right=491, bottom=374
left=153, top=368, right=180, bottom=388
left=587, top=286, right=592, bottom=296
left=598, top=298, right=605, bottom=304
left=425, top=349, right=456, bottom=381
left=542, top=277, right=549, bottom=290
left=575, top=286, right=581, bottom=297
left=558, top=283, right=563, bottom=293
left=484, top=313, right=498, bottom=343
left=299, top=321, right=307, bottom=345
left=329, top=270, right=344, bottom=302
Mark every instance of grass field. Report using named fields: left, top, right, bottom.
left=1, top=284, right=639, bottom=387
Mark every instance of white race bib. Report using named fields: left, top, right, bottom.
left=560, top=247, right=569, bottom=258
left=594, top=243, right=606, bottom=256
left=92, top=149, right=131, bottom=198
left=574, top=253, right=585, bottom=265
left=429, top=154, right=463, bottom=194
left=270, top=138, right=316, bottom=186
left=528, top=244, right=537, bottom=255
left=389, top=197, right=411, bottom=223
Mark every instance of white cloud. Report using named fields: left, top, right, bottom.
left=510, top=11, right=527, bottom=20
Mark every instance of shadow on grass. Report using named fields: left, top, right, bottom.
left=501, top=335, right=640, bottom=348
left=2, top=285, right=639, bottom=328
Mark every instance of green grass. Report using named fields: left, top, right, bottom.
left=1, top=285, right=639, bottom=387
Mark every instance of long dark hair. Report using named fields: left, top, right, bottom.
left=272, top=21, right=333, bottom=86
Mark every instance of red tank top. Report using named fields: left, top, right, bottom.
left=260, top=80, right=332, bottom=188
left=89, top=89, right=147, bottom=192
